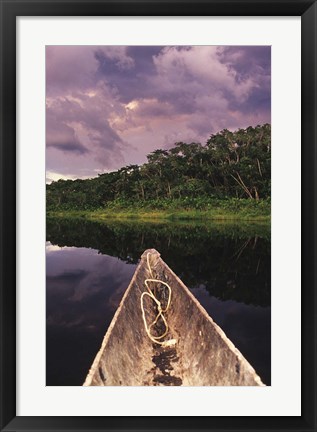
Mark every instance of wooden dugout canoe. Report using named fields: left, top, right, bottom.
left=83, top=249, right=265, bottom=386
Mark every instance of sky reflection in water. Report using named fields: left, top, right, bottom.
left=46, top=244, right=137, bottom=385
left=46, top=220, right=271, bottom=386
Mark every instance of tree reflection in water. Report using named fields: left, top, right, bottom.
left=46, top=218, right=271, bottom=386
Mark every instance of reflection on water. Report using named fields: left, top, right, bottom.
left=46, top=245, right=136, bottom=386
left=46, top=218, right=271, bottom=386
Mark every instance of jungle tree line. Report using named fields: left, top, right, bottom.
left=46, top=124, right=271, bottom=210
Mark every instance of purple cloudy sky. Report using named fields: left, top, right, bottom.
left=46, top=45, right=271, bottom=183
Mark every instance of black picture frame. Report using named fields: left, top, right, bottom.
left=1, top=1, right=316, bottom=431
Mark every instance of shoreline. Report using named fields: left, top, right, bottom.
left=46, top=209, right=270, bottom=223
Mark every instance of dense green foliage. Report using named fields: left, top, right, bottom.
left=48, top=197, right=270, bottom=222
left=47, top=124, right=271, bottom=211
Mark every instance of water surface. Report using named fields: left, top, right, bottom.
left=46, top=218, right=271, bottom=385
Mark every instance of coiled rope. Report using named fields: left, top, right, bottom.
left=140, top=253, right=176, bottom=347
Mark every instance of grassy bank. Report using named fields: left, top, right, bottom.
left=47, top=198, right=271, bottom=222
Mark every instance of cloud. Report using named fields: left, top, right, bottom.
left=103, top=46, right=270, bottom=147
left=46, top=45, right=271, bottom=179
left=217, top=46, right=271, bottom=115
left=50, top=141, right=87, bottom=154
left=46, top=121, right=89, bottom=156
left=46, top=46, right=130, bottom=173
left=46, top=83, right=126, bottom=171
left=45, top=170, right=91, bottom=184
left=94, top=46, right=163, bottom=103
left=46, top=46, right=98, bottom=97
left=149, top=46, right=263, bottom=120
left=46, top=106, right=89, bottom=156
left=94, top=47, right=135, bottom=72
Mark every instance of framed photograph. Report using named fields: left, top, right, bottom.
left=1, top=0, right=316, bottom=431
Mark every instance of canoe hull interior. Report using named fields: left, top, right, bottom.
left=83, top=249, right=264, bottom=386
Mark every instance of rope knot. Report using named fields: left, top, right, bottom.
left=140, top=252, right=176, bottom=346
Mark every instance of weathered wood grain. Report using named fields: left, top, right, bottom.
left=83, top=249, right=264, bottom=386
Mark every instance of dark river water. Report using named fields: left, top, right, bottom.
left=46, top=218, right=271, bottom=386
